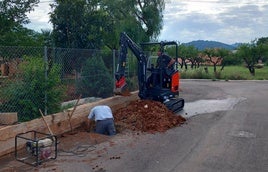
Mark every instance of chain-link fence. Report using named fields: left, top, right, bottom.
left=0, top=46, right=140, bottom=122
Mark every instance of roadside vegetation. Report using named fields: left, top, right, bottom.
left=0, top=56, right=66, bottom=121
left=180, top=65, right=268, bottom=80
left=176, top=37, right=268, bottom=80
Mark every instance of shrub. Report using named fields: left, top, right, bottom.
left=180, top=68, right=211, bottom=79
left=227, top=74, right=247, bottom=80
left=0, top=56, right=66, bottom=121
left=77, top=55, right=113, bottom=98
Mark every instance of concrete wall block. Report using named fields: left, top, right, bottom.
left=0, top=113, right=18, bottom=125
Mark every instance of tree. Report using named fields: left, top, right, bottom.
left=220, top=53, right=242, bottom=67
left=0, top=0, right=39, bottom=44
left=0, top=0, right=39, bottom=26
left=186, top=46, right=199, bottom=69
left=50, top=0, right=106, bottom=49
left=178, top=45, right=198, bottom=70
left=0, top=25, right=44, bottom=46
left=178, top=44, right=188, bottom=69
left=216, top=48, right=230, bottom=71
left=77, top=55, right=113, bottom=98
left=256, top=37, right=268, bottom=64
left=203, top=48, right=228, bottom=73
left=257, top=37, right=268, bottom=45
left=41, top=29, right=54, bottom=47
left=50, top=0, right=165, bottom=49
left=236, top=38, right=268, bottom=75
left=50, top=0, right=107, bottom=77
left=236, top=43, right=258, bottom=76
left=101, top=0, right=164, bottom=39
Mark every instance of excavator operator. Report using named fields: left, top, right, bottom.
left=156, top=51, right=176, bottom=69
left=147, top=51, right=176, bottom=89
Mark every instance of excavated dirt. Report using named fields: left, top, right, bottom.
left=113, top=99, right=186, bottom=133
left=55, top=99, right=185, bottom=155
left=0, top=99, right=186, bottom=171
left=75, top=99, right=186, bottom=134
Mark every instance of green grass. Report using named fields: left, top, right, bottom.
left=180, top=65, right=268, bottom=80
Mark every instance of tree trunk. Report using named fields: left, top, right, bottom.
left=213, top=64, right=217, bottom=73
left=204, top=66, right=208, bottom=74
left=180, top=60, right=183, bottom=68
left=220, top=64, right=225, bottom=71
left=182, top=59, right=187, bottom=70
left=191, top=62, right=194, bottom=69
left=249, top=66, right=255, bottom=76
left=184, top=61, right=188, bottom=70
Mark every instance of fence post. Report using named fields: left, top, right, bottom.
left=113, top=49, right=116, bottom=91
left=44, top=46, right=48, bottom=115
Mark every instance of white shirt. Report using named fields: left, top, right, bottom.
left=88, top=105, right=114, bottom=121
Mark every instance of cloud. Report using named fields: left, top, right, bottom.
left=159, top=0, right=268, bottom=44
left=25, top=0, right=53, bottom=31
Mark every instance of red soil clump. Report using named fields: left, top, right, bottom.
left=113, top=99, right=186, bottom=133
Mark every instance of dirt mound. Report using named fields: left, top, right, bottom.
left=114, top=99, right=186, bottom=133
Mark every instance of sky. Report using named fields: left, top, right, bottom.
left=25, top=0, right=268, bottom=45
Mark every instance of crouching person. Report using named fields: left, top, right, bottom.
left=87, top=105, right=116, bottom=136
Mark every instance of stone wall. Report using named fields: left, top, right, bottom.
left=0, top=92, right=139, bottom=157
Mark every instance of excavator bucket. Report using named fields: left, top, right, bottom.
left=114, top=83, right=131, bottom=96
left=164, top=98, right=184, bottom=113
left=114, top=76, right=131, bottom=96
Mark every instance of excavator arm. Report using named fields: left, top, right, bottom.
left=114, top=32, right=148, bottom=98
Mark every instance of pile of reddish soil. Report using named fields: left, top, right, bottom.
left=113, top=99, right=186, bottom=133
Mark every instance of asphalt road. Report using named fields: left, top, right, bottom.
left=94, top=80, right=268, bottom=172
left=1, top=80, right=268, bottom=172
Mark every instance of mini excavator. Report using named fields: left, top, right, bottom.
left=114, top=32, right=184, bottom=113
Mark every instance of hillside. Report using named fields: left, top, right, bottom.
left=183, top=40, right=237, bottom=50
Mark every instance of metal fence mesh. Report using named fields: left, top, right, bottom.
left=0, top=46, right=139, bottom=122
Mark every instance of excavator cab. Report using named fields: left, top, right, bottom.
left=114, top=32, right=184, bottom=112
left=142, top=42, right=179, bottom=94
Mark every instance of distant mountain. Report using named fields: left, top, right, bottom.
left=231, top=43, right=243, bottom=48
left=183, top=40, right=237, bottom=51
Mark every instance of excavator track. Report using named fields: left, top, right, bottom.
left=164, top=98, right=184, bottom=113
